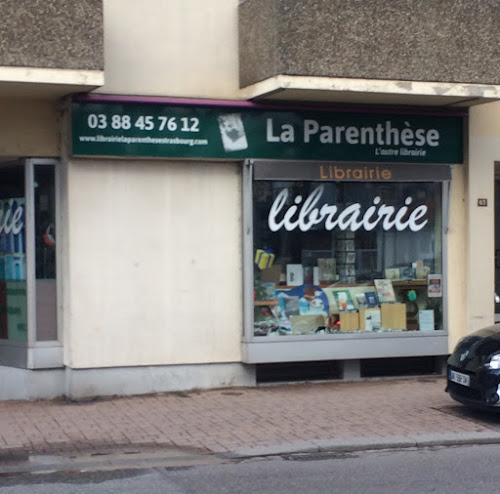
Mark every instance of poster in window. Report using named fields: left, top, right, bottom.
left=427, top=274, right=442, bottom=298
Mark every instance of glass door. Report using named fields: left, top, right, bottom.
left=0, top=158, right=60, bottom=368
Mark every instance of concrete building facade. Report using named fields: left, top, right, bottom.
left=1, top=0, right=500, bottom=399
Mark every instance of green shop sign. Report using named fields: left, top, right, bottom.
left=71, top=100, right=464, bottom=164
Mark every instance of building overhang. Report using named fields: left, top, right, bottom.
left=0, top=66, right=104, bottom=99
left=240, top=75, right=500, bottom=108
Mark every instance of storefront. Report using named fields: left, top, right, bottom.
left=71, top=95, right=464, bottom=379
left=0, top=94, right=63, bottom=381
left=244, top=159, right=450, bottom=364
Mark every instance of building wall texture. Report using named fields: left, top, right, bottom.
left=0, top=0, right=103, bottom=71
left=63, top=158, right=243, bottom=369
left=239, top=0, right=500, bottom=88
left=0, top=99, right=59, bottom=156
left=101, top=0, right=239, bottom=98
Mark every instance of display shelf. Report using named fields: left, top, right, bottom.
left=392, top=279, right=427, bottom=287
left=277, top=284, right=375, bottom=289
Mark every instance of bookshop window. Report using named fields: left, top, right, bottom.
left=253, top=180, right=444, bottom=336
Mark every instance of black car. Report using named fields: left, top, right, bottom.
left=446, top=323, right=500, bottom=410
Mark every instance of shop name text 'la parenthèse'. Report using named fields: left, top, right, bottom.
left=266, top=119, right=439, bottom=151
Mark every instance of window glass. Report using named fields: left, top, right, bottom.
left=34, top=165, right=57, bottom=341
left=0, top=164, right=26, bottom=342
left=252, top=180, right=443, bottom=336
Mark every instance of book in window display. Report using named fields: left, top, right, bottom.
left=400, top=266, right=415, bottom=280
left=332, top=289, right=356, bottom=312
left=339, top=264, right=355, bottom=279
left=364, top=291, right=379, bottom=307
left=317, top=258, right=337, bottom=285
left=254, top=304, right=279, bottom=322
left=345, top=251, right=356, bottom=264
left=336, top=251, right=346, bottom=265
left=304, top=266, right=320, bottom=286
left=361, top=308, right=381, bottom=331
left=384, top=268, right=400, bottom=280
left=286, top=264, right=304, bottom=286
left=253, top=304, right=280, bottom=336
left=374, top=279, right=396, bottom=303
left=313, top=266, right=319, bottom=286
left=254, top=281, right=277, bottom=302
left=344, top=240, right=355, bottom=252
left=284, top=296, right=300, bottom=316
left=355, top=292, right=367, bottom=308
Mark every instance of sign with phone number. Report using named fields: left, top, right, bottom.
left=71, top=101, right=464, bottom=164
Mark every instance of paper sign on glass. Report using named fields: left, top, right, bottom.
left=427, top=274, right=442, bottom=298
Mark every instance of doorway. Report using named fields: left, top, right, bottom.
left=0, top=158, right=60, bottom=368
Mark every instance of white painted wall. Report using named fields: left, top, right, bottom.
left=64, top=159, right=242, bottom=368
left=101, top=0, right=240, bottom=99
left=465, top=102, right=500, bottom=335
left=447, top=164, right=467, bottom=350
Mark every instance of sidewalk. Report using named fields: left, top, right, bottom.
left=1, top=376, right=500, bottom=473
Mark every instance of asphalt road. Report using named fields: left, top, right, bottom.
left=1, top=443, right=499, bottom=493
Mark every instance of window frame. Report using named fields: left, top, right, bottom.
left=242, top=159, right=450, bottom=362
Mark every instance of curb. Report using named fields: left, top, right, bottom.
left=3, top=431, right=500, bottom=476
left=226, top=431, right=500, bottom=458
left=0, top=448, right=226, bottom=476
